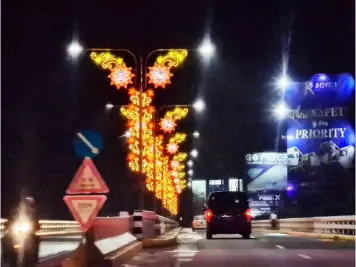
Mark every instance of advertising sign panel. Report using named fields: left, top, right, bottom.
left=284, top=73, right=354, bottom=108
left=208, top=179, right=225, bottom=195
left=192, top=180, right=206, bottom=216
left=245, top=152, right=288, bottom=192
left=287, top=119, right=355, bottom=173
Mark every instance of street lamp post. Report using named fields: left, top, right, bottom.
left=152, top=101, right=205, bottom=214
left=68, top=40, right=213, bottom=213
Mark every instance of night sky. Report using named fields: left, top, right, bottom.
left=2, top=0, right=355, bottom=219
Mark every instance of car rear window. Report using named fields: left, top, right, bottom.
left=208, top=192, right=249, bottom=212
left=194, top=215, right=205, bottom=220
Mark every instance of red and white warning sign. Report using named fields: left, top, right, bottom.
left=64, top=195, right=107, bottom=231
left=66, top=158, right=109, bottom=194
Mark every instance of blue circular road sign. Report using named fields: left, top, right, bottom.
left=73, top=130, right=103, bottom=158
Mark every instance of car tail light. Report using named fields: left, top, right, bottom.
left=205, top=209, right=213, bottom=223
left=244, top=208, right=251, bottom=222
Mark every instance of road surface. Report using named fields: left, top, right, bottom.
left=124, top=228, right=355, bottom=267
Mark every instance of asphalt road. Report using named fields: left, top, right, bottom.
left=124, top=228, right=355, bottom=267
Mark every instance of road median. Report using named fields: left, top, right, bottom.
left=142, top=227, right=182, bottom=248
left=253, top=228, right=356, bottom=241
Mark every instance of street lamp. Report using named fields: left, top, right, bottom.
left=67, top=40, right=83, bottom=60
left=193, top=99, right=205, bottom=113
left=198, top=38, right=215, bottom=59
left=274, top=102, right=290, bottom=120
left=106, top=103, right=114, bottom=110
left=187, top=160, right=193, bottom=167
left=190, top=149, right=198, bottom=158
left=188, top=169, right=194, bottom=176
left=276, top=75, right=291, bottom=91
left=192, top=131, right=200, bottom=138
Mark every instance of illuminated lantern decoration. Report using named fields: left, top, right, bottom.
left=160, top=118, right=176, bottom=133
left=108, top=64, right=135, bottom=89
left=171, top=170, right=179, bottom=178
left=146, top=64, right=173, bottom=88
left=174, top=178, right=180, bottom=184
left=166, top=143, right=179, bottom=154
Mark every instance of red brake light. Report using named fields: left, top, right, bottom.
left=244, top=208, right=251, bottom=222
left=205, top=209, right=213, bottom=223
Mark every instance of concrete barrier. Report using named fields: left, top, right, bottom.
left=91, top=216, right=131, bottom=241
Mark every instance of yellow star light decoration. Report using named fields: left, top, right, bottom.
left=146, top=64, right=173, bottom=88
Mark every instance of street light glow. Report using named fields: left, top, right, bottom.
left=276, top=75, right=291, bottom=91
left=193, top=99, right=205, bottom=113
left=193, top=131, right=200, bottom=138
left=188, top=169, right=194, bottom=176
left=191, top=149, right=198, bottom=158
left=67, top=40, right=83, bottom=59
left=198, top=39, right=215, bottom=59
left=274, top=102, right=290, bottom=120
left=106, top=103, right=114, bottom=110
left=187, top=160, right=193, bottom=167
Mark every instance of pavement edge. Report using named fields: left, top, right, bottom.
left=142, top=227, right=182, bottom=248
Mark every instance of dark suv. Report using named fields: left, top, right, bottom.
left=203, top=191, right=252, bottom=239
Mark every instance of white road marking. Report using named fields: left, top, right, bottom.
left=298, top=254, right=311, bottom=259
left=261, top=239, right=266, bottom=242
left=276, top=245, right=285, bottom=249
left=264, top=233, right=289, bottom=236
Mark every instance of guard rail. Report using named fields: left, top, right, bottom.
left=0, top=214, right=179, bottom=238
left=252, top=215, right=356, bottom=236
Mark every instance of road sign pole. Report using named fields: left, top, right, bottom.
left=138, top=55, right=144, bottom=211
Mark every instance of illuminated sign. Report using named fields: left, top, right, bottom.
left=289, top=107, right=347, bottom=120
left=287, top=119, right=355, bottom=169
left=246, top=152, right=288, bottom=192
left=284, top=73, right=354, bottom=108
left=245, top=152, right=288, bottom=165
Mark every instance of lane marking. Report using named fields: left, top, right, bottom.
left=276, top=245, right=285, bottom=249
left=165, top=250, right=199, bottom=253
left=261, top=239, right=266, bottom=242
left=298, top=254, right=311, bottom=259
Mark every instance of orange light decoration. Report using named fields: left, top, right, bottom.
left=159, top=118, right=176, bottom=133
left=146, top=64, right=173, bottom=88
left=166, top=143, right=179, bottom=154
left=92, top=50, right=189, bottom=217
left=108, top=64, right=135, bottom=89
left=170, top=160, right=180, bottom=169
left=121, top=89, right=155, bottom=173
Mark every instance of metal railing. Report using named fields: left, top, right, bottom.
left=1, top=219, right=81, bottom=237
left=1, top=215, right=180, bottom=237
left=252, top=215, right=356, bottom=236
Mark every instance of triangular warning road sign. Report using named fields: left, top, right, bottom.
left=66, top=158, right=109, bottom=194
left=64, top=195, right=107, bottom=232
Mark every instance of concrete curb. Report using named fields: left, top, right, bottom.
left=284, top=231, right=356, bottom=241
left=142, top=227, right=182, bottom=248
left=61, top=241, right=143, bottom=267
left=253, top=228, right=356, bottom=241
left=108, top=240, right=143, bottom=266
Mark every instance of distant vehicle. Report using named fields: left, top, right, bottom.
left=192, top=215, right=206, bottom=231
left=203, top=191, right=251, bottom=239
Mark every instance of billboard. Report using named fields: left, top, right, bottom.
left=248, top=193, right=282, bottom=218
left=284, top=73, right=354, bottom=108
left=287, top=118, right=355, bottom=173
left=191, top=180, right=206, bottom=216
left=208, top=179, right=225, bottom=195
left=229, top=178, right=243, bottom=192
left=245, top=152, right=288, bottom=192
